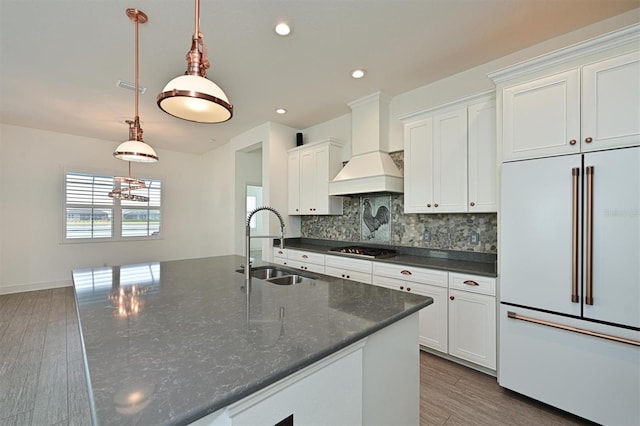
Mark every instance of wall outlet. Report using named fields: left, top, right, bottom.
left=423, top=230, right=431, bottom=242
left=470, top=232, right=479, bottom=245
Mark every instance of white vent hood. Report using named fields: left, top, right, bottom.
left=328, top=92, right=403, bottom=196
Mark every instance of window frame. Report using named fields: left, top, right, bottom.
left=63, top=169, right=163, bottom=243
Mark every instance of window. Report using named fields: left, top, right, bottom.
left=64, top=171, right=161, bottom=241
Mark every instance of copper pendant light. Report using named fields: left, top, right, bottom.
left=156, top=0, right=233, bottom=123
left=113, top=8, right=159, bottom=163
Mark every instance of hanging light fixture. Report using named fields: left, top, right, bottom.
left=109, top=162, right=150, bottom=202
left=156, top=0, right=233, bottom=123
left=113, top=8, right=159, bottom=163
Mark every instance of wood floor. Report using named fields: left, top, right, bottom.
left=1, top=288, right=594, bottom=426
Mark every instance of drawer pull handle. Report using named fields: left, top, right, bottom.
left=507, top=311, right=640, bottom=347
left=401, top=270, right=412, bottom=276
left=463, top=280, right=479, bottom=286
left=585, top=137, right=593, bottom=143
left=449, top=296, right=455, bottom=300
left=302, top=255, right=308, bottom=259
left=569, top=139, right=577, bottom=145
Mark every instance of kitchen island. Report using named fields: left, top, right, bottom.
left=72, top=255, right=432, bottom=425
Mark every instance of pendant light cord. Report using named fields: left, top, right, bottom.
left=134, top=12, right=140, bottom=121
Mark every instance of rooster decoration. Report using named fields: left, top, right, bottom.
left=362, top=198, right=390, bottom=240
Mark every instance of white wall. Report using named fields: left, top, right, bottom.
left=387, top=10, right=640, bottom=152
left=0, top=124, right=205, bottom=294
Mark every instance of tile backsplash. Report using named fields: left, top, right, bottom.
left=301, top=151, right=497, bottom=254
left=301, top=195, right=497, bottom=253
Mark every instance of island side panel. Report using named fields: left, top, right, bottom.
left=362, top=312, right=420, bottom=425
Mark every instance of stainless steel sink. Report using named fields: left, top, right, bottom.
left=265, top=275, right=304, bottom=286
left=236, top=266, right=315, bottom=285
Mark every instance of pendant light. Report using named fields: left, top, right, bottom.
left=113, top=8, right=159, bottom=163
left=156, top=0, right=233, bottom=123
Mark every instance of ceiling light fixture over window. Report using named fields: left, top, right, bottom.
left=351, top=69, right=367, bottom=79
left=157, top=0, right=233, bottom=123
left=275, top=22, right=291, bottom=36
left=113, top=9, right=158, bottom=164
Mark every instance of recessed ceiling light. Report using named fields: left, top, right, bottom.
left=351, top=69, right=367, bottom=79
left=276, top=108, right=287, bottom=114
left=275, top=22, right=291, bottom=36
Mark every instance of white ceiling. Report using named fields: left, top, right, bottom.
left=1, top=0, right=638, bottom=155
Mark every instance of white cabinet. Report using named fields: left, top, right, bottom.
left=325, top=255, right=373, bottom=284
left=467, top=98, right=498, bottom=212
left=448, top=273, right=496, bottom=370
left=272, top=248, right=287, bottom=266
left=287, top=139, right=344, bottom=215
left=403, top=93, right=497, bottom=213
left=499, top=51, right=640, bottom=162
left=372, top=263, right=448, bottom=354
left=284, top=249, right=325, bottom=274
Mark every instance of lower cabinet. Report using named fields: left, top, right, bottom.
left=447, top=272, right=496, bottom=370
left=280, top=249, right=325, bottom=274
left=325, top=255, right=373, bottom=284
left=373, top=264, right=497, bottom=371
left=372, top=263, right=448, bottom=353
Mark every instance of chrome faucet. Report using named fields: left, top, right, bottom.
left=245, top=206, right=285, bottom=292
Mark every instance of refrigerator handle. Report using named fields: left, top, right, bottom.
left=585, top=166, right=594, bottom=305
left=571, top=167, right=580, bottom=303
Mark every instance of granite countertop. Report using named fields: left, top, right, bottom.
left=72, top=255, right=432, bottom=426
left=279, top=238, right=498, bottom=277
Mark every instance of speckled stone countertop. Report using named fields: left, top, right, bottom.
left=72, top=255, right=432, bottom=426
left=278, top=238, right=497, bottom=277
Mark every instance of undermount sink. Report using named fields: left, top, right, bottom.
left=266, top=275, right=304, bottom=286
left=236, top=266, right=315, bottom=285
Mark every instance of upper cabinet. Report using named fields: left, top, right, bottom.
left=491, top=25, right=640, bottom=162
left=288, top=138, right=344, bottom=215
left=402, top=92, right=497, bottom=214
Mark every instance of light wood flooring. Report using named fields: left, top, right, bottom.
left=1, top=288, right=594, bottom=426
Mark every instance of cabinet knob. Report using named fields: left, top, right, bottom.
left=569, top=139, right=577, bottom=145
left=400, top=286, right=404, bottom=290
left=470, top=202, right=475, bottom=207
left=295, top=208, right=299, bottom=212
left=427, top=204, right=431, bottom=208
left=434, top=203, right=439, bottom=208
left=341, top=274, right=345, bottom=278
left=406, top=287, right=411, bottom=292
left=401, top=270, right=412, bottom=276
left=585, top=137, right=593, bottom=143
left=302, top=255, right=308, bottom=259
left=463, top=280, right=480, bottom=286
left=346, top=275, right=350, bottom=279
left=450, top=296, right=455, bottom=300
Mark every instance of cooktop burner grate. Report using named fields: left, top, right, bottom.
left=329, top=246, right=397, bottom=259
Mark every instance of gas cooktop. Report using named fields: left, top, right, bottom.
left=328, top=246, right=397, bottom=259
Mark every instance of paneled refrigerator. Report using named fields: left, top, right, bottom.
left=499, top=146, right=640, bottom=425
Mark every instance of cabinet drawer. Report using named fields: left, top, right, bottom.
left=287, top=249, right=325, bottom=266
left=325, top=255, right=372, bottom=274
left=288, top=261, right=325, bottom=275
left=373, top=263, right=447, bottom=287
left=273, top=248, right=287, bottom=259
left=325, top=266, right=372, bottom=284
left=449, top=272, right=495, bottom=296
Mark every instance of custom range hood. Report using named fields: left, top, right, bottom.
left=329, top=92, right=403, bottom=196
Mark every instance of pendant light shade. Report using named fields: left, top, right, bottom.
left=114, top=8, right=158, bottom=164
left=114, top=118, right=158, bottom=163
left=157, top=0, right=233, bottom=123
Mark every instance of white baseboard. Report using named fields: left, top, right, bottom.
left=0, top=279, right=72, bottom=295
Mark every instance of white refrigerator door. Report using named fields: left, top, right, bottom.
left=501, top=155, right=582, bottom=316
left=583, top=147, right=640, bottom=328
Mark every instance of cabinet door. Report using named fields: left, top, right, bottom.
left=502, top=69, right=581, bottom=161
left=299, top=149, right=316, bottom=214
left=413, top=282, right=449, bottom=354
left=581, top=51, right=640, bottom=152
left=313, top=146, right=330, bottom=214
left=468, top=99, right=497, bottom=212
left=448, top=289, right=496, bottom=369
left=433, top=107, right=468, bottom=212
left=372, top=275, right=448, bottom=354
left=287, top=152, right=301, bottom=215
left=404, top=117, right=434, bottom=213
